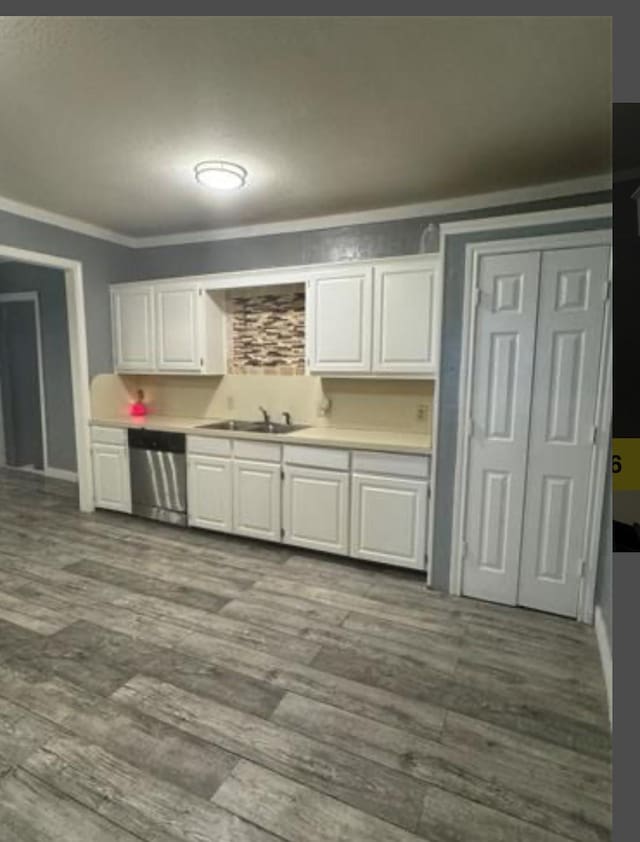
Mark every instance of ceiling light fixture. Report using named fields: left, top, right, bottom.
left=194, top=160, right=247, bottom=191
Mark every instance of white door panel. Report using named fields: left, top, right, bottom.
left=351, top=473, right=427, bottom=569
left=283, top=466, right=349, bottom=555
left=187, top=455, right=232, bottom=533
left=156, top=284, right=201, bottom=371
left=373, top=261, right=438, bottom=374
left=462, top=251, right=541, bottom=605
left=112, top=286, right=155, bottom=372
left=233, top=460, right=281, bottom=542
left=517, top=246, right=608, bottom=616
left=307, top=269, right=373, bottom=373
left=92, top=444, right=131, bottom=513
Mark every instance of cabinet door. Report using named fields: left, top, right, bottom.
left=155, top=283, right=202, bottom=371
left=233, top=460, right=281, bottom=542
left=307, top=269, right=373, bottom=373
left=92, top=444, right=131, bottom=513
left=187, top=455, right=232, bottom=533
left=373, top=259, right=440, bottom=375
left=351, top=473, right=427, bottom=569
left=112, top=286, right=155, bottom=372
left=283, top=466, right=349, bottom=555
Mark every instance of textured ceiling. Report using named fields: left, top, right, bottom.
left=0, top=16, right=611, bottom=236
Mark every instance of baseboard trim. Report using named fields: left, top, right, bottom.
left=45, top=467, right=78, bottom=483
left=594, top=604, right=612, bottom=727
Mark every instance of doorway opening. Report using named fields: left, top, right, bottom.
left=0, top=246, right=92, bottom=511
left=0, top=292, right=48, bottom=473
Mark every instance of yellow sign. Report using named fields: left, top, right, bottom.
left=612, top=439, right=640, bottom=491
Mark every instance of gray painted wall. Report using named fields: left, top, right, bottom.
left=129, top=193, right=610, bottom=281
left=0, top=262, right=76, bottom=472
left=0, top=211, right=132, bottom=379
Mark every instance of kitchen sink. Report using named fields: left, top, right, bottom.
left=198, top=420, right=261, bottom=432
left=197, top=419, right=308, bottom=434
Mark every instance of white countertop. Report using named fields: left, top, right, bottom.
left=91, top=415, right=432, bottom=455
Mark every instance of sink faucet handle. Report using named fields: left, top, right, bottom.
left=282, top=411, right=291, bottom=426
left=259, top=406, right=270, bottom=423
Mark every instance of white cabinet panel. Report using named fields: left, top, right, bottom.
left=187, top=454, right=232, bottom=533
left=92, top=443, right=131, bottom=513
left=233, top=460, right=281, bottom=542
left=283, top=465, right=349, bottom=555
left=307, top=269, right=373, bottom=373
left=156, top=284, right=201, bottom=371
left=112, top=285, right=155, bottom=372
left=351, top=473, right=427, bottom=570
left=373, top=260, right=439, bottom=374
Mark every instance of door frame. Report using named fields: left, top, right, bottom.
left=0, top=246, right=92, bottom=511
left=450, top=229, right=612, bottom=623
left=0, top=291, right=49, bottom=472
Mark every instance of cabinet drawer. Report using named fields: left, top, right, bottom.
left=187, top=435, right=232, bottom=457
left=233, top=440, right=281, bottom=463
left=351, top=450, right=430, bottom=479
left=91, top=425, right=128, bottom=446
left=283, top=444, right=349, bottom=471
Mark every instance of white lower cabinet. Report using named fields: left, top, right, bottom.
left=187, top=454, right=232, bottom=532
left=184, top=434, right=429, bottom=569
left=283, top=465, right=350, bottom=555
left=233, top=460, right=281, bottom=542
left=92, top=443, right=131, bottom=514
left=350, top=473, right=428, bottom=569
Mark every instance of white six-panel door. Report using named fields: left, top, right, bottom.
left=462, top=244, right=609, bottom=616
left=462, top=251, right=541, bottom=605
left=517, top=246, right=608, bottom=616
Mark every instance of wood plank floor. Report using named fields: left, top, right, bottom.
left=0, top=467, right=611, bottom=841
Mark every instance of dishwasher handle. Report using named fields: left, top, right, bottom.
left=128, top=428, right=186, bottom=454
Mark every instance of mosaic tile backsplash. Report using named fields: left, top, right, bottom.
left=228, top=284, right=306, bottom=375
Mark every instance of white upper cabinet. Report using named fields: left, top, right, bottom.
left=307, top=268, right=373, bottom=373
left=155, top=283, right=201, bottom=371
left=111, top=282, right=225, bottom=375
left=373, top=259, right=439, bottom=375
left=306, top=257, right=440, bottom=377
left=112, top=285, right=155, bottom=372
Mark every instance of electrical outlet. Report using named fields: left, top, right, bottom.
left=318, top=397, right=332, bottom=417
left=416, top=404, right=428, bottom=421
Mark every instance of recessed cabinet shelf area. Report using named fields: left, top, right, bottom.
left=110, top=254, right=441, bottom=378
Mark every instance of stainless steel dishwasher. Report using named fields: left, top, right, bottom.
left=128, top=428, right=187, bottom=526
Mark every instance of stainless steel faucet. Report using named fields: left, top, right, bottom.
left=282, top=411, right=291, bottom=426
left=259, top=406, right=270, bottom=424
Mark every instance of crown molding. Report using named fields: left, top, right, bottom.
left=0, top=195, right=135, bottom=247
left=0, top=173, right=611, bottom=251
